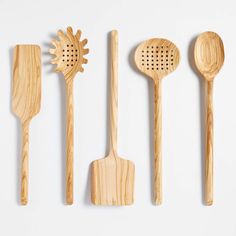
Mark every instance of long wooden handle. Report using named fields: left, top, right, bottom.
left=109, top=30, right=118, bottom=156
left=66, top=80, right=74, bottom=204
left=205, top=80, right=214, bottom=205
left=21, top=121, right=29, bottom=205
left=154, top=79, right=162, bottom=205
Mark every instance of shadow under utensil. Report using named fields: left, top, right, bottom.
left=9, top=47, right=22, bottom=205
left=188, top=36, right=206, bottom=205
left=128, top=44, right=155, bottom=205
left=43, top=37, right=67, bottom=205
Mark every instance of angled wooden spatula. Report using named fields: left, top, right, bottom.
left=12, top=45, right=41, bottom=205
left=91, top=30, right=135, bottom=205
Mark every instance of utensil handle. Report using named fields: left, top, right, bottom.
left=205, top=80, right=214, bottom=205
left=154, top=79, right=162, bottom=205
left=66, top=80, right=74, bottom=204
left=109, top=30, right=118, bottom=156
left=21, top=121, right=29, bottom=205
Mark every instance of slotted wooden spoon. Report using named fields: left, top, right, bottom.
left=12, top=45, right=41, bottom=205
left=91, top=30, right=135, bottom=205
left=50, top=26, right=89, bottom=204
left=194, top=31, right=224, bottom=205
left=135, top=39, right=180, bottom=204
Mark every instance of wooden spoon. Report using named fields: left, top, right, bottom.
left=12, top=45, right=41, bottom=205
left=50, top=26, right=89, bottom=204
left=194, top=31, right=224, bottom=205
left=91, top=30, right=135, bottom=205
left=135, top=39, right=180, bottom=204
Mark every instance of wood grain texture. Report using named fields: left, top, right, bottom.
left=50, top=27, right=89, bottom=204
left=135, top=38, right=180, bottom=204
left=66, top=80, right=74, bottom=204
left=91, top=30, right=135, bottom=205
left=12, top=45, right=41, bottom=205
left=194, top=31, right=224, bottom=205
left=205, top=80, right=213, bottom=205
left=154, top=79, right=162, bottom=205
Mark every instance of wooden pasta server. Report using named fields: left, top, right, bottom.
left=50, top=27, right=89, bottom=204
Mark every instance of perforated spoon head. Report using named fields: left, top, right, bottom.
left=135, top=38, right=180, bottom=81
left=194, top=31, right=224, bottom=81
left=49, top=26, right=89, bottom=81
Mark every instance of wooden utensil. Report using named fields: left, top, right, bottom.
left=194, top=31, right=224, bottom=205
left=12, top=45, right=41, bottom=205
left=91, top=30, right=135, bottom=205
left=50, top=26, right=89, bottom=204
left=135, top=39, right=180, bottom=204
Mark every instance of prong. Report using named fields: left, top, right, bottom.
left=51, top=39, right=59, bottom=48
left=82, top=58, right=88, bottom=64
left=75, top=30, right=81, bottom=41
left=81, top=39, right=88, bottom=47
left=78, top=65, right=84, bottom=72
left=57, top=30, right=68, bottom=41
left=67, top=26, right=73, bottom=34
left=82, top=48, right=89, bottom=55
left=49, top=48, right=56, bottom=54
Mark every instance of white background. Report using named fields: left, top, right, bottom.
left=0, top=0, right=235, bottom=235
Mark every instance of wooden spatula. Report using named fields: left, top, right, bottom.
left=91, top=30, right=135, bottom=205
left=135, top=39, right=180, bottom=204
left=49, top=26, right=89, bottom=204
left=12, top=45, right=41, bottom=205
left=194, top=31, right=224, bottom=205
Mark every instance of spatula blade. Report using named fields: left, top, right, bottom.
left=12, top=45, right=41, bottom=122
left=91, top=157, right=135, bottom=205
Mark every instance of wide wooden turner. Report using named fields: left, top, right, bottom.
left=12, top=45, right=41, bottom=205
left=91, top=30, right=135, bottom=205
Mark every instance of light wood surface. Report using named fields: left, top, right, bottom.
left=12, top=45, right=41, bottom=205
left=194, top=31, right=224, bottom=205
left=91, top=30, right=135, bottom=205
left=50, top=26, right=89, bottom=204
left=135, top=38, right=180, bottom=204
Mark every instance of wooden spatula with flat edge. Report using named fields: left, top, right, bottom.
left=12, top=45, right=41, bottom=205
left=91, top=31, right=135, bottom=205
